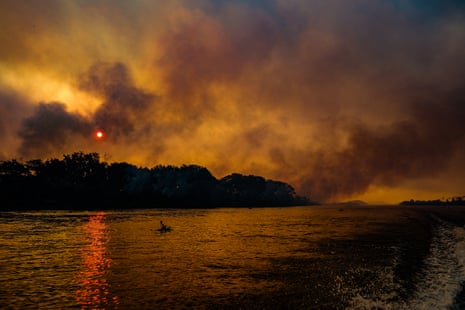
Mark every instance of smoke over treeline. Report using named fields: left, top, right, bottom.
left=1, top=0, right=464, bottom=202
left=0, top=152, right=308, bottom=208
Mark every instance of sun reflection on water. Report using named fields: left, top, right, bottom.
left=76, top=212, right=118, bottom=308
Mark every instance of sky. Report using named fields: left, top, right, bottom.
left=1, top=0, right=465, bottom=203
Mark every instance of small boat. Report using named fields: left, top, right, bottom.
left=157, top=226, right=172, bottom=233
left=157, top=220, right=171, bottom=233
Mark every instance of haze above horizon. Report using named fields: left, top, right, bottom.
left=1, top=0, right=464, bottom=203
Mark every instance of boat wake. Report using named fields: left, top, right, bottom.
left=349, top=218, right=465, bottom=309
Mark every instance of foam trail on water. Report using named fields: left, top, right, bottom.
left=350, top=221, right=465, bottom=309
left=409, top=222, right=465, bottom=309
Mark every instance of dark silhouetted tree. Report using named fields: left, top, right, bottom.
left=0, top=152, right=311, bottom=210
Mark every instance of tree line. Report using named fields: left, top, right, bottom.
left=400, top=196, right=465, bottom=206
left=0, top=152, right=311, bottom=210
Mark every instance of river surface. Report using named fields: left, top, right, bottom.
left=1, top=205, right=465, bottom=309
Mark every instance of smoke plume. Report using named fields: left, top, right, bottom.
left=1, top=0, right=464, bottom=202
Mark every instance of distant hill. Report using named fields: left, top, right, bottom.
left=333, top=200, right=368, bottom=206
left=0, top=152, right=313, bottom=210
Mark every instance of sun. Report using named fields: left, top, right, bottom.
left=95, top=130, right=105, bottom=140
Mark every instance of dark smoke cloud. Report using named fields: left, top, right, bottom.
left=156, top=5, right=281, bottom=113
left=16, top=62, right=159, bottom=158
left=154, top=0, right=465, bottom=201
left=296, top=89, right=465, bottom=202
left=79, top=62, right=156, bottom=139
left=0, top=90, right=34, bottom=159
left=2, top=1, right=465, bottom=202
left=0, top=91, right=29, bottom=139
left=18, top=102, right=92, bottom=158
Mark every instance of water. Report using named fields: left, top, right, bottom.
left=1, top=205, right=465, bottom=309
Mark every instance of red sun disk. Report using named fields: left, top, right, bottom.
left=95, top=130, right=105, bottom=139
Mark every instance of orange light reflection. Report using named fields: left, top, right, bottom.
left=76, top=212, right=119, bottom=308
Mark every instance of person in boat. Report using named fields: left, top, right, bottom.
left=160, top=220, right=167, bottom=231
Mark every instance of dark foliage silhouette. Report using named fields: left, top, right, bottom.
left=400, top=196, right=465, bottom=206
left=0, top=152, right=310, bottom=210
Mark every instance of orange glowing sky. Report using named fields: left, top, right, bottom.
left=1, top=0, right=465, bottom=203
